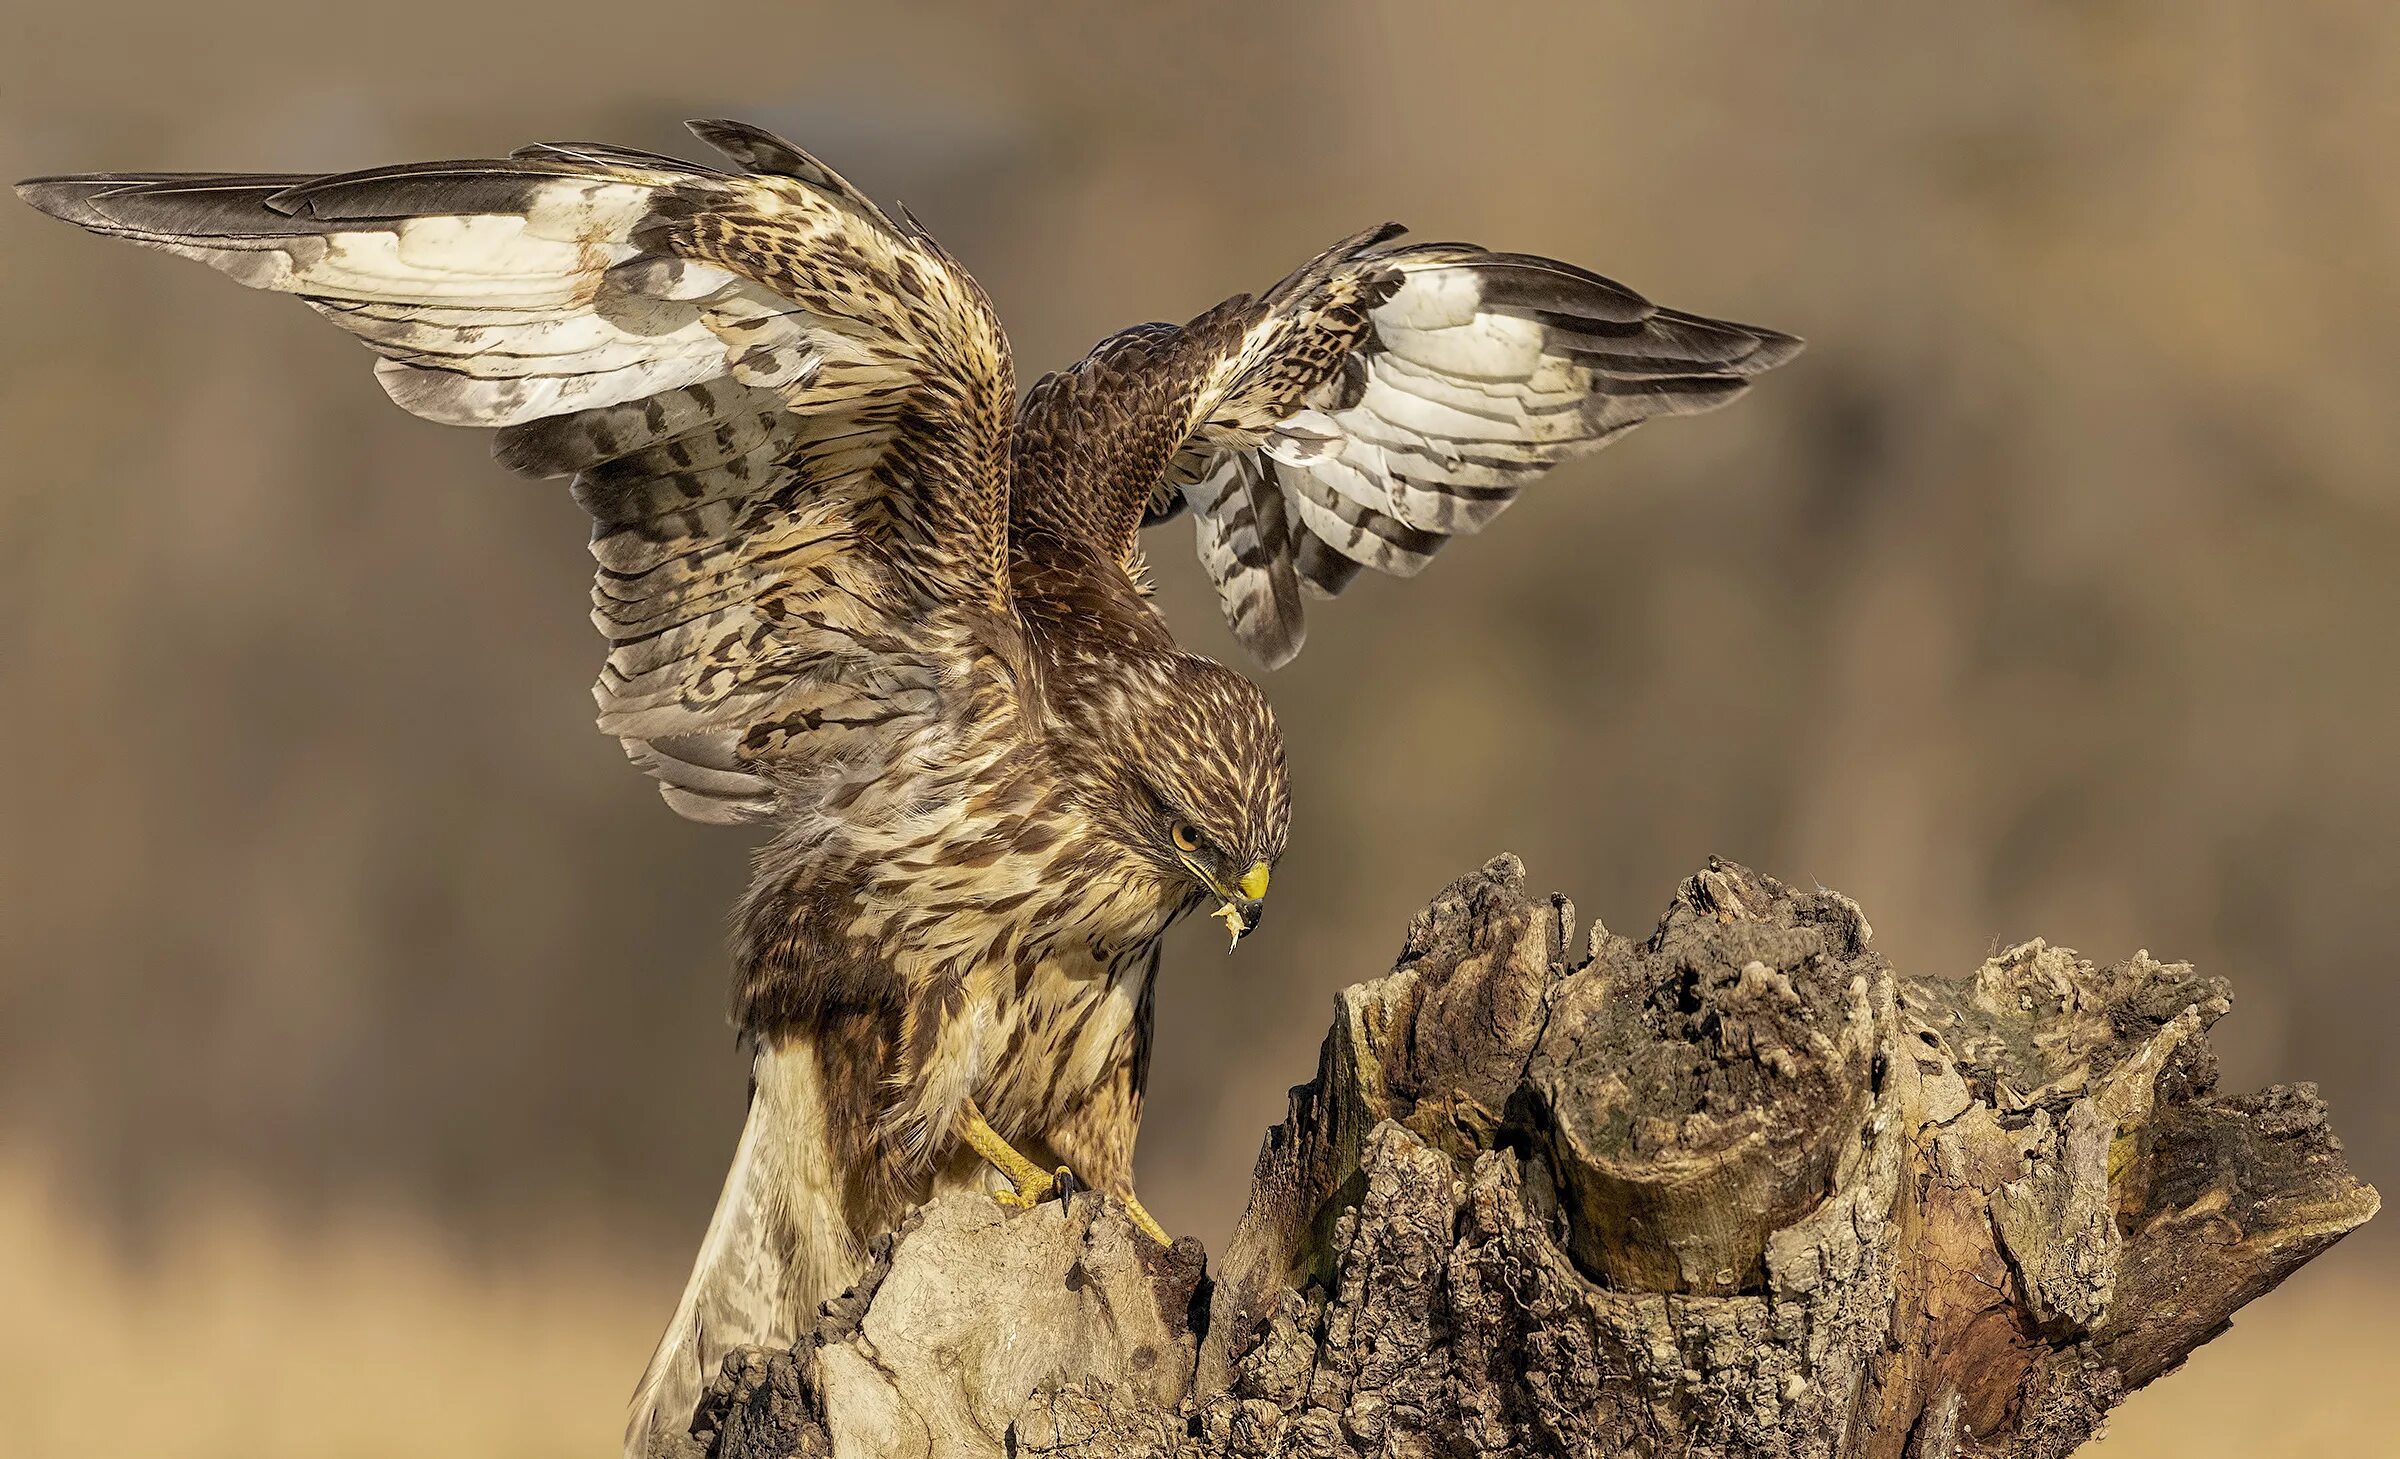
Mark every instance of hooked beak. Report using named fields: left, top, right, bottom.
left=1211, top=861, right=1271, bottom=951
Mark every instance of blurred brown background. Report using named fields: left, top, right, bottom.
left=3, top=3, right=2394, bottom=1454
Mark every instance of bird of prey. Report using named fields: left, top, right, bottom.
left=19, top=119, right=1798, bottom=1456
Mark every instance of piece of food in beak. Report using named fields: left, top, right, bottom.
left=1215, top=861, right=1271, bottom=949
left=1216, top=899, right=1246, bottom=949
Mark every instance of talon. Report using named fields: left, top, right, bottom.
left=956, top=1098, right=1064, bottom=1214
left=1054, top=1165, right=1078, bottom=1204
left=993, top=1167, right=1055, bottom=1209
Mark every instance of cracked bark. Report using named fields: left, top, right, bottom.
left=687, top=856, right=2378, bottom=1459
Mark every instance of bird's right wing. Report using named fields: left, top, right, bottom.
left=19, top=119, right=1016, bottom=823
left=1015, top=228, right=1798, bottom=668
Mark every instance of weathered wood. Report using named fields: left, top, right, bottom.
left=694, top=856, right=2378, bottom=1459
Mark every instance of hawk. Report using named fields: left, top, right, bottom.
left=19, top=119, right=1798, bottom=1455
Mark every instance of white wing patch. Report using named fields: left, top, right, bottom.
left=1175, top=243, right=1800, bottom=667
left=20, top=123, right=1010, bottom=825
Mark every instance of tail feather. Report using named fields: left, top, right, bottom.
left=627, top=1039, right=862, bottom=1459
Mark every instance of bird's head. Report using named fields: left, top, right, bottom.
left=1066, top=652, right=1289, bottom=948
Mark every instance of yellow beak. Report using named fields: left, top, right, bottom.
left=1213, top=861, right=1271, bottom=951
left=1237, top=861, right=1270, bottom=901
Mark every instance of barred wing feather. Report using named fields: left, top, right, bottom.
left=18, top=120, right=1016, bottom=823
left=1164, top=239, right=1801, bottom=667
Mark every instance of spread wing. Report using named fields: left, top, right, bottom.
left=19, top=120, right=1016, bottom=823
left=1014, top=226, right=1799, bottom=667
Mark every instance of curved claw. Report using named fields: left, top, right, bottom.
left=992, top=1163, right=1077, bottom=1212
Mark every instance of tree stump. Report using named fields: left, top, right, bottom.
left=691, top=857, right=2377, bottom=1459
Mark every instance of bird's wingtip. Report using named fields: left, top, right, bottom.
left=1749, top=327, right=1806, bottom=369
left=13, top=175, right=147, bottom=233
left=15, top=177, right=96, bottom=223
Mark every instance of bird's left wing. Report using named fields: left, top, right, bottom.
left=1013, top=226, right=1798, bottom=667
left=20, top=121, right=1017, bottom=823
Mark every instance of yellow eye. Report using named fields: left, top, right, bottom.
left=1171, top=821, right=1204, bottom=854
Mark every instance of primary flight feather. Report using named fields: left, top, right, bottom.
left=18, top=119, right=1798, bottom=1457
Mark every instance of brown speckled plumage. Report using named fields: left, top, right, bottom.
left=18, top=118, right=1797, bottom=1457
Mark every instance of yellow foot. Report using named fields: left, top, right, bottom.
left=1121, top=1190, right=1173, bottom=1247
left=957, top=1098, right=1071, bottom=1211
left=953, top=1099, right=1175, bottom=1245
left=995, top=1165, right=1075, bottom=1211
